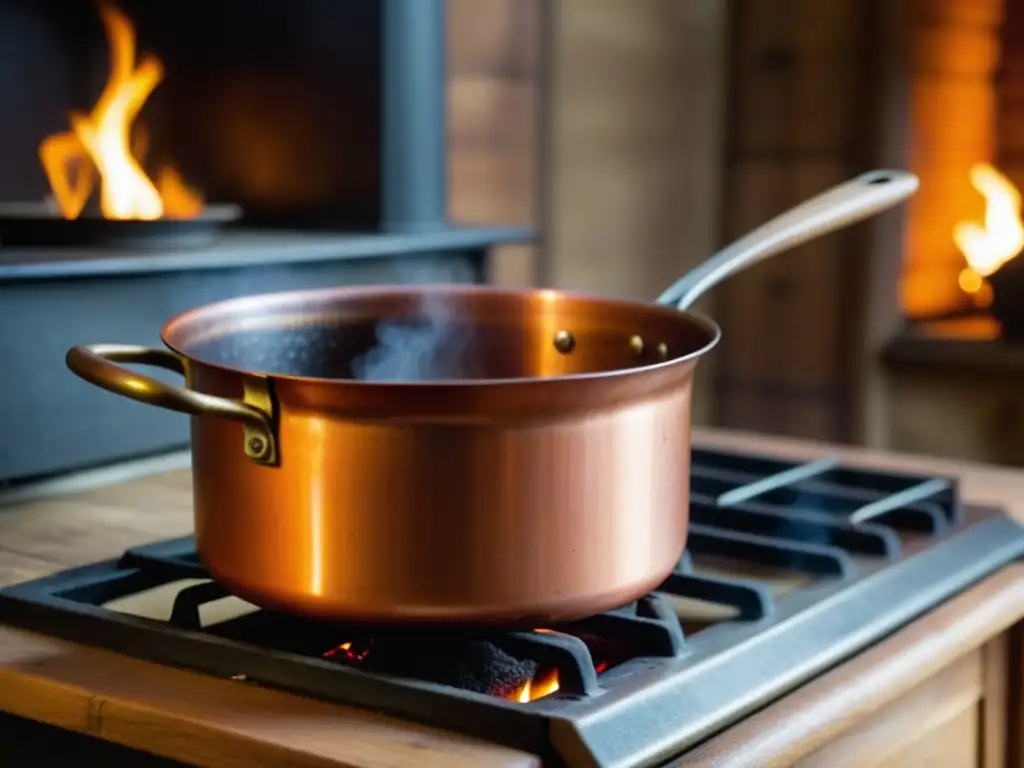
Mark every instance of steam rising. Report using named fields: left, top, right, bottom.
left=350, top=290, right=473, bottom=382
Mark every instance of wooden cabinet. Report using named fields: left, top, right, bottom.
left=797, top=638, right=1008, bottom=766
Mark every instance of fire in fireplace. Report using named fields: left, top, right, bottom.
left=39, top=4, right=202, bottom=222
left=897, top=0, right=1024, bottom=340
left=950, top=163, right=1024, bottom=339
left=951, top=162, right=1024, bottom=341
left=0, top=2, right=242, bottom=248
left=952, top=163, right=1022, bottom=307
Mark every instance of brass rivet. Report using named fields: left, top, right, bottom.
left=657, top=343, right=669, bottom=361
left=247, top=436, right=267, bottom=458
left=553, top=330, right=576, bottom=354
left=629, top=335, right=645, bottom=356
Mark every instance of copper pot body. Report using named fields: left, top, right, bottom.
left=66, top=285, right=719, bottom=626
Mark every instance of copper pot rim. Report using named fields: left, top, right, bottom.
left=161, top=283, right=722, bottom=389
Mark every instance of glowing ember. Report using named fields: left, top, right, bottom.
left=317, top=627, right=611, bottom=704
left=510, top=668, right=560, bottom=703
left=38, top=3, right=203, bottom=221
left=322, top=640, right=373, bottom=663
left=953, top=163, right=1024, bottom=306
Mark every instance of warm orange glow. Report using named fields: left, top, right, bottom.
left=506, top=628, right=561, bottom=702
left=511, top=668, right=560, bottom=703
left=38, top=4, right=203, bottom=220
left=322, top=640, right=372, bottom=663
left=953, top=163, right=1024, bottom=301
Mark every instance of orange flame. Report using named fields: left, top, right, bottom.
left=510, top=668, right=560, bottom=703
left=505, top=628, right=562, bottom=702
left=953, top=163, right=1024, bottom=305
left=38, top=4, right=203, bottom=220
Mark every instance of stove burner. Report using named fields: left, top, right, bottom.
left=2, top=445, right=1023, bottom=768
left=0, top=202, right=242, bottom=250
left=112, top=546, right=692, bottom=700
left=361, top=638, right=537, bottom=698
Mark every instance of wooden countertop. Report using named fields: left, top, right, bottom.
left=1, top=427, right=1024, bottom=767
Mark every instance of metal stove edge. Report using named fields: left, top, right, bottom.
left=557, top=508, right=1024, bottom=768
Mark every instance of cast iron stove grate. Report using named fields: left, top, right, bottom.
left=2, top=445, right=1023, bottom=768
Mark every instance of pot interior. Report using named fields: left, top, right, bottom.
left=164, top=287, right=719, bottom=382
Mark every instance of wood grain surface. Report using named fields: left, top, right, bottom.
left=0, top=427, right=1023, bottom=767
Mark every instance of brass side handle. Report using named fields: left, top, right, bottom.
left=66, top=344, right=277, bottom=465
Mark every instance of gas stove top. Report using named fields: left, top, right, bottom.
left=1, top=446, right=1023, bottom=768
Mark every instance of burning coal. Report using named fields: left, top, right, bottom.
left=322, top=634, right=544, bottom=699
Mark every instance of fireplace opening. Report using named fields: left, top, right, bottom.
left=0, top=0, right=392, bottom=232
left=898, top=0, right=1024, bottom=341
left=0, top=0, right=512, bottom=244
left=0, top=3, right=242, bottom=249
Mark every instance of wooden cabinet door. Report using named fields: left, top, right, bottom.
left=796, top=634, right=1010, bottom=767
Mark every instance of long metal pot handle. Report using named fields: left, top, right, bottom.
left=657, top=169, right=920, bottom=311
left=65, top=344, right=277, bottom=465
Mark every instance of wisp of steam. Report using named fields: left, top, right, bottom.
left=350, top=289, right=475, bottom=382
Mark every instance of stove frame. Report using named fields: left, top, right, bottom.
left=2, top=447, right=1023, bottom=768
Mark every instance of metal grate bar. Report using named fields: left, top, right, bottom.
left=169, top=581, right=232, bottom=629
left=690, top=501, right=901, bottom=558
left=676, top=551, right=695, bottom=574
left=715, top=457, right=840, bottom=507
left=687, top=524, right=854, bottom=578
left=495, top=631, right=599, bottom=696
left=572, top=602, right=685, bottom=658
left=848, top=478, right=953, bottom=525
left=657, top=572, right=773, bottom=620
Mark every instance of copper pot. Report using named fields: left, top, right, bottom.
left=66, top=171, right=917, bottom=626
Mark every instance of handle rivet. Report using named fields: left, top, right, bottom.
left=553, top=330, right=576, bottom=354
left=247, top=436, right=267, bottom=457
left=657, top=343, right=669, bottom=361
left=629, top=335, right=645, bottom=356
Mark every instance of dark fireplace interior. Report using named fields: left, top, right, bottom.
left=897, top=0, right=1024, bottom=338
